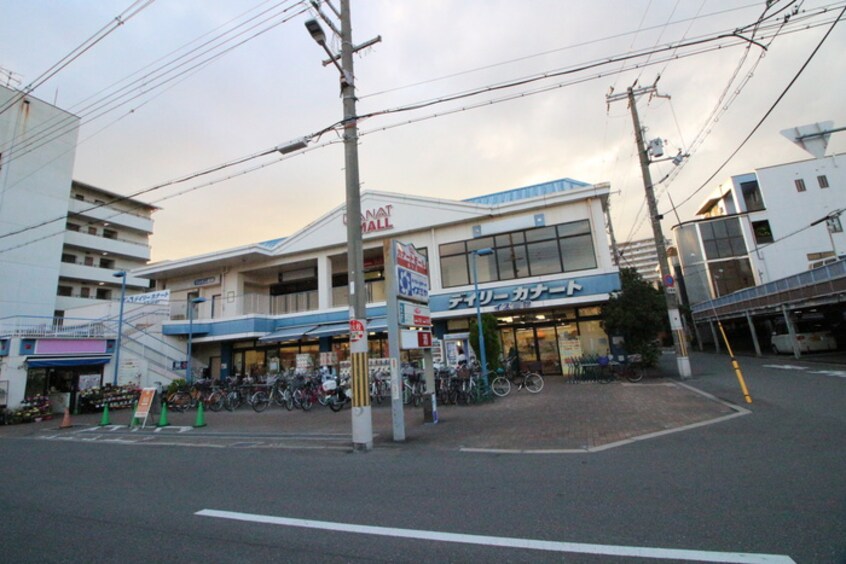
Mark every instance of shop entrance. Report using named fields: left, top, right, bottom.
left=25, top=365, right=104, bottom=413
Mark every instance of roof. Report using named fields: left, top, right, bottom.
left=462, top=178, right=590, bottom=205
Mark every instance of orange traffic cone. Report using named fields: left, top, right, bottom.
left=59, top=408, right=73, bottom=429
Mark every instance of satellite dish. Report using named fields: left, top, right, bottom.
left=780, top=121, right=834, bottom=158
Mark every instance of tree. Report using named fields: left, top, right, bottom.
left=602, top=267, right=665, bottom=366
left=469, top=313, right=503, bottom=371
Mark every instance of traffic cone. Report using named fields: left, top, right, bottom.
left=59, top=408, right=73, bottom=429
left=157, top=402, right=170, bottom=427
left=129, top=401, right=141, bottom=428
left=193, top=401, right=207, bottom=428
left=98, top=403, right=111, bottom=426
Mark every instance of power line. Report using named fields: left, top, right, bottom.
left=664, top=4, right=846, bottom=215
left=0, top=0, right=309, bottom=171
left=0, top=0, right=155, bottom=116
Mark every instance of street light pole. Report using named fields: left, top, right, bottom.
left=186, top=297, right=206, bottom=384
left=112, top=271, right=127, bottom=386
left=306, top=0, right=373, bottom=451
left=471, top=248, right=494, bottom=391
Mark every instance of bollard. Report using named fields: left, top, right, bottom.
left=156, top=402, right=170, bottom=428
left=98, top=403, right=111, bottom=426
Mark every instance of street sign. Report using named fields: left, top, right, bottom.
left=663, top=274, right=674, bottom=287
left=400, top=330, right=433, bottom=349
left=349, top=319, right=365, bottom=343
left=398, top=300, right=431, bottom=327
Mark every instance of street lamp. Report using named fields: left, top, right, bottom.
left=470, top=248, right=494, bottom=391
left=112, top=271, right=127, bottom=385
left=186, top=297, right=206, bottom=384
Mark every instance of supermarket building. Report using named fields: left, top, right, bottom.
left=134, top=178, right=621, bottom=379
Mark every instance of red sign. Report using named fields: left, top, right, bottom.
left=350, top=319, right=365, bottom=343
left=396, top=242, right=428, bottom=275
left=343, top=205, right=395, bottom=234
left=135, top=388, right=157, bottom=419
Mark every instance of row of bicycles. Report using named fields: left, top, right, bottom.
left=165, top=358, right=549, bottom=415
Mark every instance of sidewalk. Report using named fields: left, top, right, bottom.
left=0, top=355, right=743, bottom=453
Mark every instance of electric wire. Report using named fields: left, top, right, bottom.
left=0, top=4, right=839, bottom=255
left=663, top=4, right=845, bottom=215
left=359, top=1, right=764, bottom=100
left=0, top=0, right=155, bottom=117
left=0, top=0, right=309, bottom=170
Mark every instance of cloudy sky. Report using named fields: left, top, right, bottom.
left=2, top=0, right=844, bottom=262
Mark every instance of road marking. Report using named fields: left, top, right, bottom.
left=196, top=509, right=795, bottom=563
left=764, top=365, right=846, bottom=378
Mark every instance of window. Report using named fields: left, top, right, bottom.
left=700, top=217, right=747, bottom=259
left=740, top=180, right=765, bottom=212
left=794, top=178, right=806, bottom=192
left=103, top=228, right=117, bottom=240
left=87, top=226, right=97, bottom=235
left=752, top=220, right=774, bottom=244
left=84, top=256, right=94, bottom=266
left=100, top=258, right=115, bottom=269
left=828, top=216, right=843, bottom=233
left=57, top=285, right=73, bottom=297
left=96, top=288, right=112, bottom=300
left=80, top=287, right=90, bottom=298
left=66, top=222, right=80, bottom=232
left=438, top=219, right=596, bottom=287
left=818, top=175, right=829, bottom=188
left=61, top=253, right=76, bottom=264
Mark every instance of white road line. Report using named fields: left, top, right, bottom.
left=196, top=509, right=795, bottom=563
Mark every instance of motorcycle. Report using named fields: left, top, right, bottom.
left=322, top=376, right=352, bottom=412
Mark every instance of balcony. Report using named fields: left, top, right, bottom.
left=64, top=230, right=151, bottom=261
left=59, top=263, right=148, bottom=288
left=68, top=198, right=153, bottom=233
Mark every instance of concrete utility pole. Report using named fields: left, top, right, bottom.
left=607, top=83, right=691, bottom=379
left=306, top=0, right=381, bottom=450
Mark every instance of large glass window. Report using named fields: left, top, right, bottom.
left=438, top=219, right=596, bottom=288
left=700, top=217, right=746, bottom=259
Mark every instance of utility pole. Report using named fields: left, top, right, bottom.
left=306, top=0, right=382, bottom=451
left=607, top=83, right=691, bottom=378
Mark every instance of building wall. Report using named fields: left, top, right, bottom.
left=754, top=154, right=844, bottom=280
left=0, top=86, right=80, bottom=320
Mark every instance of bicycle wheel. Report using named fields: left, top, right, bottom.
left=625, top=365, right=645, bottom=383
left=168, top=391, right=191, bottom=412
left=251, top=391, right=269, bottom=413
left=491, top=376, right=511, bottom=397
left=207, top=390, right=226, bottom=412
left=524, top=373, right=544, bottom=393
left=225, top=390, right=241, bottom=411
left=283, top=389, right=294, bottom=411
left=402, top=385, right=412, bottom=405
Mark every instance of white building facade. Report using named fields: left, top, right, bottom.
left=673, top=153, right=844, bottom=305
left=135, top=178, right=621, bottom=380
left=0, top=85, right=80, bottom=320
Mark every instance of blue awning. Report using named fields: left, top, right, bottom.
left=26, top=356, right=111, bottom=368
left=259, top=326, right=316, bottom=343
left=368, top=318, right=388, bottom=332
left=306, top=323, right=350, bottom=339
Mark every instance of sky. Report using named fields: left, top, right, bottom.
left=1, top=0, right=845, bottom=263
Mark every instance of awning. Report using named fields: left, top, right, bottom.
left=26, top=356, right=111, bottom=368
left=258, top=325, right=316, bottom=343
left=368, top=318, right=388, bottom=332
left=306, top=323, right=350, bottom=339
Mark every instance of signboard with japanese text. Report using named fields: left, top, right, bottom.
left=395, top=241, right=429, bottom=304
left=135, top=388, right=157, bottom=420
left=398, top=301, right=431, bottom=327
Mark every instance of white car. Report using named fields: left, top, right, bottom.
left=771, top=330, right=837, bottom=354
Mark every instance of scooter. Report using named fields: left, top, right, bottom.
left=322, top=376, right=352, bottom=412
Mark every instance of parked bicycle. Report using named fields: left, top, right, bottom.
left=491, top=359, right=544, bottom=397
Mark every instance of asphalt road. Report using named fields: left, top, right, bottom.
left=1, top=352, right=844, bottom=563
